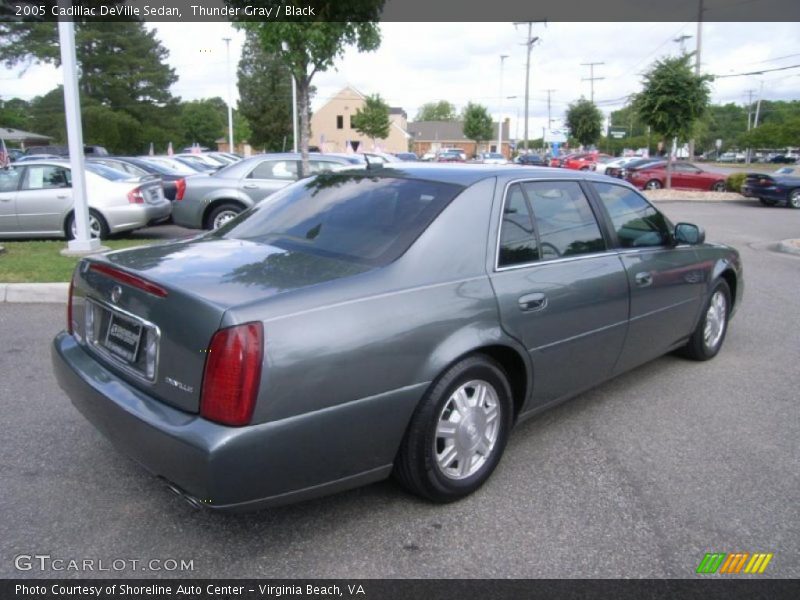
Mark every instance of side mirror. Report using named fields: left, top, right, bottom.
left=674, top=222, right=705, bottom=245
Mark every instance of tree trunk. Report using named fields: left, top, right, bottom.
left=296, top=76, right=311, bottom=178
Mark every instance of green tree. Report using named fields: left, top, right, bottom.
left=0, top=98, right=31, bottom=130
left=351, top=94, right=390, bottom=148
left=179, top=100, right=227, bottom=149
left=237, top=29, right=293, bottom=151
left=565, top=98, right=603, bottom=148
left=0, top=21, right=178, bottom=121
left=462, top=102, right=493, bottom=156
left=415, top=100, right=457, bottom=121
left=634, top=54, right=712, bottom=187
left=229, top=2, right=385, bottom=175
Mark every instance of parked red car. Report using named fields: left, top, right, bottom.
left=626, top=161, right=727, bottom=191
left=549, top=153, right=578, bottom=168
left=563, top=153, right=611, bottom=171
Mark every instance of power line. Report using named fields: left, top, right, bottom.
left=714, top=63, right=800, bottom=78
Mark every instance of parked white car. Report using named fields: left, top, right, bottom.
left=480, top=152, right=509, bottom=165
left=0, top=159, right=171, bottom=239
left=599, top=156, right=641, bottom=175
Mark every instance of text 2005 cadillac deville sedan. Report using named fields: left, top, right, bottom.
left=52, top=165, right=743, bottom=511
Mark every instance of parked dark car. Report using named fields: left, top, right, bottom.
left=741, top=167, right=800, bottom=208
left=626, top=161, right=727, bottom=191
left=767, top=155, right=797, bottom=164
left=52, top=165, right=742, bottom=512
left=172, top=152, right=357, bottom=230
left=89, top=157, right=190, bottom=202
left=515, top=154, right=546, bottom=166
left=26, top=144, right=109, bottom=157
left=436, top=149, right=466, bottom=162
left=393, top=152, right=419, bottom=161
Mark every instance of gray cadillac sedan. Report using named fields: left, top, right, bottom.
left=52, top=165, right=743, bottom=511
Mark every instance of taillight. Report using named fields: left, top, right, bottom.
left=127, top=187, right=145, bottom=204
left=200, top=322, right=264, bottom=427
left=174, top=178, right=186, bottom=201
left=67, top=274, right=75, bottom=334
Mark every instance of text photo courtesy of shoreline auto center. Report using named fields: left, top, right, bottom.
left=0, top=0, right=798, bottom=598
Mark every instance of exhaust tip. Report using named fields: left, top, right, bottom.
left=163, top=479, right=205, bottom=510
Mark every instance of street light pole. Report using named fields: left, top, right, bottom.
left=223, top=37, right=234, bottom=154
left=498, top=54, right=508, bottom=156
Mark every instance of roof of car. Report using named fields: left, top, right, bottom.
left=345, top=163, right=622, bottom=187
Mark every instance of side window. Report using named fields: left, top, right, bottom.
left=308, top=160, right=339, bottom=174
left=0, top=167, right=22, bottom=192
left=22, top=166, right=71, bottom=190
left=498, top=184, right=539, bottom=267
left=249, top=160, right=298, bottom=180
left=522, top=181, right=605, bottom=259
left=592, top=182, right=671, bottom=248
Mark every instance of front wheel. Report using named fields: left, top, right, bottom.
left=393, top=355, right=514, bottom=502
left=645, top=179, right=662, bottom=190
left=788, top=189, right=800, bottom=209
left=678, top=279, right=731, bottom=361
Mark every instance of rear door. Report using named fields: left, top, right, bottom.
left=0, top=166, right=23, bottom=233
left=15, top=165, right=73, bottom=235
left=489, top=179, right=630, bottom=407
left=588, top=181, right=706, bottom=373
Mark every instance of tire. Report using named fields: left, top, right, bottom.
left=393, top=355, right=514, bottom=502
left=788, top=189, right=800, bottom=209
left=712, top=181, right=726, bottom=192
left=678, top=279, right=731, bottom=361
left=205, top=202, right=243, bottom=230
left=645, top=179, right=662, bottom=190
left=65, top=209, right=109, bottom=240
left=580, top=166, right=590, bottom=171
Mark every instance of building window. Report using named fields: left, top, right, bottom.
left=349, top=116, right=353, bottom=129
left=336, top=115, right=343, bottom=129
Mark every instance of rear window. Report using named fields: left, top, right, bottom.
left=216, top=173, right=464, bottom=266
left=85, top=163, right=135, bottom=181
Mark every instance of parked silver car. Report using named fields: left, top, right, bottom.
left=0, top=160, right=171, bottom=239
left=172, top=153, right=359, bottom=230
left=52, top=165, right=742, bottom=512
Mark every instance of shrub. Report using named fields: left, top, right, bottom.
left=726, top=172, right=746, bottom=192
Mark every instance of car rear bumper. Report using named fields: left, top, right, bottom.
left=104, top=202, right=173, bottom=233
left=741, top=185, right=786, bottom=203
left=52, top=332, right=411, bottom=512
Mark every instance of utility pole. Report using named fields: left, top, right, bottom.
left=580, top=62, right=604, bottom=103
left=688, top=0, right=704, bottom=161
left=514, top=21, right=544, bottom=151
left=498, top=54, right=508, bottom=156
left=745, top=89, right=755, bottom=164
left=545, top=89, right=556, bottom=131
left=223, top=37, right=234, bottom=154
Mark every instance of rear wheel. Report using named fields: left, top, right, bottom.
left=678, top=279, right=731, bottom=361
left=205, top=202, right=243, bottom=230
left=712, top=181, right=726, bottom=192
left=66, top=209, right=109, bottom=240
left=394, top=355, right=514, bottom=502
left=645, top=179, right=662, bottom=190
left=788, top=189, right=800, bottom=209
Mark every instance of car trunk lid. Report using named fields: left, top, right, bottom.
left=70, top=237, right=370, bottom=414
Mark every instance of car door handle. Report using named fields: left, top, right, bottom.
left=635, top=272, right=653, bottom=287
left=56, top=194, right=69, bottom=199
left=518, top=292, right=548, bottom=312
left=0, top=197, right=12, bottom=203
left=243, top=184, right=259, bottom=189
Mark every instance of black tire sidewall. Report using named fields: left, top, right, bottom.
left=417, top=357, right=514, bottom=501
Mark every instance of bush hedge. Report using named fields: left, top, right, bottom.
left=726, top=172, right=746, bottom=192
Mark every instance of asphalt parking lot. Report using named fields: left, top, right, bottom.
left=0, top=199, right=798, bottom=579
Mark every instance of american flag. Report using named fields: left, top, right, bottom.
left=0, top=137, right=9, bottom=168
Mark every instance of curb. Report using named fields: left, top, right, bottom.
left=0, top=283, right=69, bottom=304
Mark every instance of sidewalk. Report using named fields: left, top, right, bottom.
left=0, top=283, right=70, bottom=303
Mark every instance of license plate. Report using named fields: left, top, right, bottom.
left=103, top=313, right=143, bottom=363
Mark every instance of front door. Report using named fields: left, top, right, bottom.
left=489, top=180, right=630, bottom=407
left=588, top=181, right=706, bottom=373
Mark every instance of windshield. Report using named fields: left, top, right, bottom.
left=214, top=172, right=464, bottom=266
left=775, top=167, right=796, bottom=175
